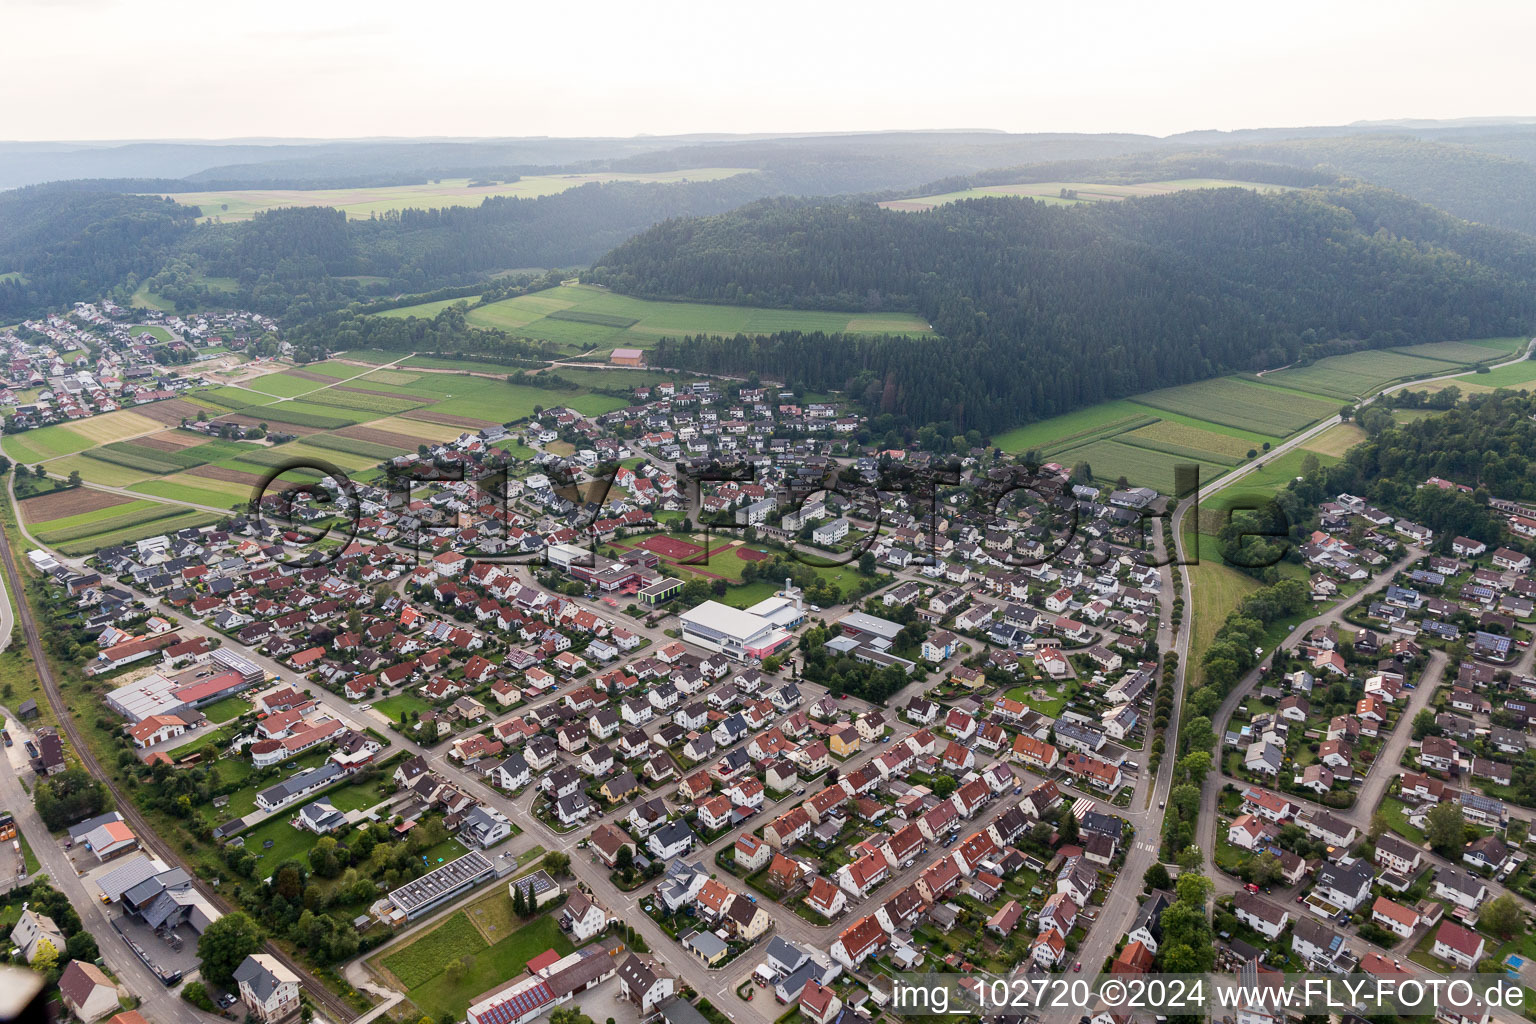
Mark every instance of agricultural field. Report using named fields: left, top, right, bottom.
left=1048, top=438, right=1220, bottom=493
left=1135, top=378, right=1337, bottom=435
left=242, top=371, right=331, bottom=398
left=1260, top=351, right=1452, bottom=401
left=377, top=282, right=934, bottom=356
left=879, top=178, right=1292, bottom=212
left=45, top=453, right=155, bottom=487
left=2, top=408, right=164, bottom=463
left=28, top=499, right=178, bottom=542
left=158, top=169, right=749, bottom=221
left=990, top=400, right=1155, bottom=455
left=83, top=438, right=250, bottom=475
left=49, top=509, right=221, bottom=557
left=1300, top=422, right=1367, bottom=458
left=1121, top=419, right=1257, bottom=465
left=18, top=487, right=133, bottom=525
left=129, top=475, right=255, bottom=508
left=191, top=385, right=279, bottom=411
left=1451, top=359, right=1536, bottom=389
left=1393, top=337, right=1526, bottom=363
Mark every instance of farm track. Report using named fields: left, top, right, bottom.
left=0, top=500, right=361, bottom=1023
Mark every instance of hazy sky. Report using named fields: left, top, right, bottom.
left=8, top=0, right=1535, bottom=140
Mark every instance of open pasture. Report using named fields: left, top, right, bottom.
left=159, top=169, right=749, bottom=221
left=1452, top=359, right=1536, bottom=389
left=1133, top=378, right=1336, bottom=435
left=879, top=178, right=1291, bottom=212
left=381, top=282, right=933, bottom=353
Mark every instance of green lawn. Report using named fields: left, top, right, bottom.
left=1184, top=524, right=1264, bottom=688
left=201, top=697, right=249, bottom=724
left=240, top=805, right=321, bottom=868
left=1005, top=680, right=1074, bottom=717
left=374, top=692, right=434, bottom=723
left=1379, top=796, right=1427, bottom=843
left=382, top=911, right=574, bottom=1018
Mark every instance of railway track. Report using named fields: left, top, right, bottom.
left=0, top=513, right=360, bottom=1023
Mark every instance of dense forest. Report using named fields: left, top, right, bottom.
left=1214, top=135, right=1536, bottom=237
left=591, top=185, right=1536, bottom=434
left=0, top=188, right=198, bottom=319
left=1280, top=390, right=1536, bottom=548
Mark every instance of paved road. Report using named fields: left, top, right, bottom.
left=0, top=480, right=359, bottom=1024
left=0, top=732, right=212, bottom=1023
left=1191, top=547, right=1425, bottom=863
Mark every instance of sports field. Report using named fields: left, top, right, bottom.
left=377, top=282, right=934, bottom=354
left=879, top=178, right=1292, bottom=212
left=159, top=169, right=749, bottom=221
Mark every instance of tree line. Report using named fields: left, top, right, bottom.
left=594, top=185, right=1536, bottom=435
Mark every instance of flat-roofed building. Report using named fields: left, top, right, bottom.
left=388, top=851, right=496, bottom=920
left=679, top=600, right=792, bottom=661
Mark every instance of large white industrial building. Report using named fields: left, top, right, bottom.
left=678, top=600, right=794, bottom=662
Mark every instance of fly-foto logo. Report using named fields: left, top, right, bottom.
left=247, top=453, right=1292, bottom=571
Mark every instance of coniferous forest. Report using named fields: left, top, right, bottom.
left=593, top=185, right=1536, bottom=434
